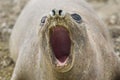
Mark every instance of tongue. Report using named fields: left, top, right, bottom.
left=50, top=26, right=71, bottom=63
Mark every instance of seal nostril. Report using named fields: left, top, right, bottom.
left=59, top=10, right=63, bottom=16
left=52, top=10, right=56, bottom=16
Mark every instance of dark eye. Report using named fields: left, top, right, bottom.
left=40, top=16, right=47, bottom=26
left=41, top=16, right=47, bottom=24
left=71, top=13, right=82, bottom=23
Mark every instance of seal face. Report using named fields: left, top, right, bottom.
left=39, top=9, right=83, bottom=72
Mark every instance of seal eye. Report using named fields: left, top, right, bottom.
left=40, top=16, right=47, bottom=26
left=41, top=16, right=47, bottom=24
left=71, top=13, right=82, bottom=23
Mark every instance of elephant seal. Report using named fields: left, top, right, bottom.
left=10, top=0, right=120, bottom=80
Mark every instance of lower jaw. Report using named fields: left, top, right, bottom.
left=55, top=56, right=69, bottom=67
left=52, top=53, right=74, bottom=73
left=56, top=57, right=69, bottom=67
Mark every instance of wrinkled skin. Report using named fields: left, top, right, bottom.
left=10, top=0, right=120, bottom=80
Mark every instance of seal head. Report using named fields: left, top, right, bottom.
left=39, top=9, right=84, bottom=72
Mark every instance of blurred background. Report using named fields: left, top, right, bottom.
left=0, top=0, right=120, bottom=80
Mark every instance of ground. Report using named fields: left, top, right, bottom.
left=0, top=0, right=120, bottom=80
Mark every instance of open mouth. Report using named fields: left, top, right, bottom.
left=50, top=26, right=71, bottom=66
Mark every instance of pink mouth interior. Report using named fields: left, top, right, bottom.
left=50, top=26, right=71, bottom=63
